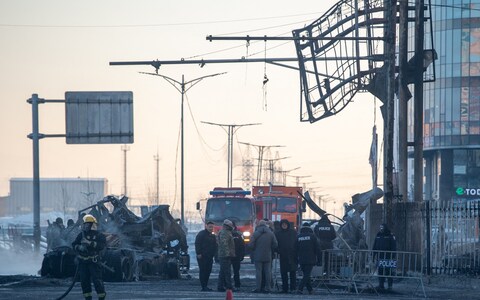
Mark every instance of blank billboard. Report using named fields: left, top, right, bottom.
left=65, top=91, right=133, bottom=144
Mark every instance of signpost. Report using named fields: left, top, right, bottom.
left=27, top=91, right=133, bottom=252
left=65, top=91, right=133, bottom=144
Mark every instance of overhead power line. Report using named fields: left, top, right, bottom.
left=0, top=11, right=325, bottom=28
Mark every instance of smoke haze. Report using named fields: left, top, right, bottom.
left=0, top=250, right=43, bottom=276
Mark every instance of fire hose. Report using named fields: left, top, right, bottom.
left=54, top=264, right=78, bottom=300
left=55, top=259, right=114, bottom=300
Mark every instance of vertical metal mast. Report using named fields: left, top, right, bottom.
left=202, top=122, right=260, bottom=187
left=139, top=72, right=226, bottom=224
left=383, top=0, right=397, bottom=225
left=121, top=144, right=130, bottom=195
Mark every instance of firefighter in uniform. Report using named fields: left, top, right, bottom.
left=72, top=214, right=107, bottom=300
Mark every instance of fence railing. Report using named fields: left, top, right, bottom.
left=309, top=249, right=426, bottom=297
left=0, top=226, right=47, bottom=252
left=428, top=201, right=480, bottom=275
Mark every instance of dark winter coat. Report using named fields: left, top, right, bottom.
left=195, top=229, right=218, bottom=258
left=372, top=224, right=397, bottom=259
left=72, top=229, right=106, bottom=262
left=47, top=222, right=65, bottom=250
left=250, top=224, right=278, bottom=262
left=232, top=230, right=246, bottom=262
left=314, top=217, right=337, bottom=250
left=275, top=219, right=297, bottom=271
left=296, top=226, right=319, bottom=265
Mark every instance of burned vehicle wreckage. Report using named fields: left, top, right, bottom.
left=41, top=195, right=190, bottom=281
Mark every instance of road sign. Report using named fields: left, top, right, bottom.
left=65, top=91, right=133, bottom=144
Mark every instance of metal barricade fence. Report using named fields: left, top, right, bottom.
left=312, top=249, right=359, bottom=293
left=312, top=249, right=426, bottom=297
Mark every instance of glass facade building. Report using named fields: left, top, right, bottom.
left=419, top=1, right=480, bottom=203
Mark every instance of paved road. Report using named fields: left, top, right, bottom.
left=1, top=262, right=479, bottom=300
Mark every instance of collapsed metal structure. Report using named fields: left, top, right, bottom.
left=41, top=195, right=189, bottom=281
left=303, top=187, right=383, bottom=250
left=293, top=0, right=387, bottom=123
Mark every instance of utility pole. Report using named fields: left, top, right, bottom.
left=154, top=152, right=160, bottom=205
left=277, top=167, right=300, bottom=185
left=139, top=71, right=226, bottom=224
left=290, top=175, right=311, bottom=187
left=27, top=94, right=41, bottom=253
left=239, top=142, right=284, bottom=186
left=414, top=0, right=425, bottom=203
left=263, top=156, right=290, bottom=184
left=397, top=0, right=409, bottom=203
left=121, top=144, right=130, bottom=195
left=383, top=0, right=397, bottom=226
left=414, top=0, right=429, bottom=276
left=202, top=121, right=260, bottom=187
left=241, top=144, right=255, bottom=191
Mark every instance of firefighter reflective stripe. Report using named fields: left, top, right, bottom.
left=83, top=292, right=92, bottom=297
left=78, top=255, right=99, bottom=261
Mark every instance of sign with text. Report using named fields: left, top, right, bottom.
left=65, top=91, right=133, bottom=144
left=456, top=187, right=480, bottom=197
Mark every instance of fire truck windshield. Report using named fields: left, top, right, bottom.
left=205, top=198, right=253, bottom=223
left=275, top=197, right=297, bottom=213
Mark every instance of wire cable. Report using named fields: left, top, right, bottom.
left=184, top=94, right=225, bottom=166
left=0, top=11, right=325, bottom=28
left=185, top=18, right=314, bottom=60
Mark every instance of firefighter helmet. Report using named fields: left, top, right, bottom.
left=83, top=214, right=97, bottom=224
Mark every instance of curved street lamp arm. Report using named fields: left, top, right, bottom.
left=139, top=72, right=182, bottom=93
left=184, top=72, right=227, bottom=92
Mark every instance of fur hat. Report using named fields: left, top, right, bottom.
left=223, top=219, right=233, bottom=228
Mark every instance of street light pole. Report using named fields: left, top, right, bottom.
left=27, top=94, right=42, bottom=253
left=202, top=122, right=260, bottom=187
left=141, top=71, right=226, bottom=224
left=181, top=74, right=185, bottom=224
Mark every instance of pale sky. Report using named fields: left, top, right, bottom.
left=0, top=0, right=384, bottom=217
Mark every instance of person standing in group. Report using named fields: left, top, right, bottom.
left=72, top=214, right=107, bottom=300
left=250, top=219, right=278, bottom=293
left=314, top=215, right=336, bottom=274
left=373, top=223, right=397, bottom=291
left=259, top=219, right=276, bottom=291
left=231, top=221, right=246, bottom=289
left=47, top=217, right=66, bottom=251
left=296, top=222, right=319, bottom=295
left=63, top=218, right=81, bottom=244
left=217, top=219, right=236, bottom=292
left=275, top=219, right=297, bottom=293
left=195, top=221, right=217, bottom=291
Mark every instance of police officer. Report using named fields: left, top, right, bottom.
left=72, top=214, right=107, bottom=300
left=314, top=215, right=336, bottom=273
left=373, top=223, right=397, bottom=290
left=296, top=222, right=319, bottom=295
left=195, top=221, right=217, bottom=291
left=275, top=219, right=297, bottom=293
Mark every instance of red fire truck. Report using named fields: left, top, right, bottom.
left=197, top=187, right=256, bottom=244
left=252, top=185, right=304, bottom=230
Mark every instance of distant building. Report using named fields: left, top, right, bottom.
left=4, top=178, right=108, bottom=216
left=416, top=2, right=480, bottom=203
left=0, top=196, right=7, bottom=217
